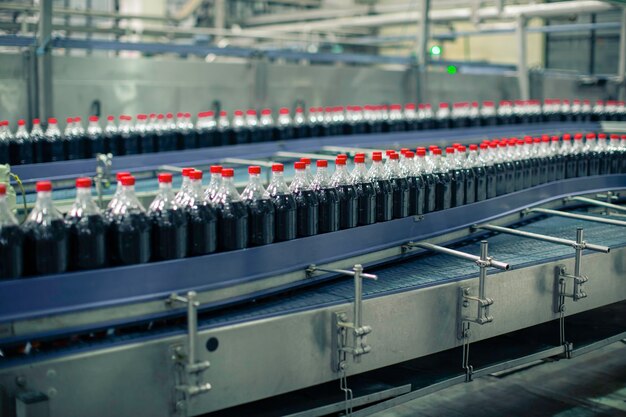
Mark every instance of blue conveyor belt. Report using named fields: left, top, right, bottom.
left=196, top=214, right=626, bottom=330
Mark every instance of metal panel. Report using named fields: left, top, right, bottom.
left=0, top=247, right=624, bottom=417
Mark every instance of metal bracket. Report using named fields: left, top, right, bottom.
left=167, top=291, right=211, bottom=416
left=94, top=153, right=113, bottom=210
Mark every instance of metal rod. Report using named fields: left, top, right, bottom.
left=37, top=0, right=53, bottom=121
left=567, top=196, right=626, bottom=213
left=618, top=7, right=626, bottom=102
left=311, top=266, right=378, bottom=280
left=478, top=241, right=488, bottom=320
left=528, top=207, right=626, bottom=227
left=187, top=291, right=198, bottom=367
left=353, top=264, right=363, bottom=363
left=575, top=228, right=583, bottom=278
left=515, top=15, right=529, bottom=100
left=411, top=242, right=510, bottom=270
left=477, top=224, right=610, bottom=253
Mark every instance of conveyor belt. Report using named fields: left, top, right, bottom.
left=197, top=214, right=626, bottom=328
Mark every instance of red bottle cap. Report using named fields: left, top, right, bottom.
left=586, top=133, right=596, bottom=139
left=317, top=160, right=328, bottom=167
left=157, top=114, right=165, bottom=120
left=249, top=166, right=261, bottom=175
left=439, top=103, right=449, bottom=109
left=158, top=173, right=173, bottom=183
left=74, top=117, right=81, bottom=122
left=295, top=107, right=304, bottom=113
left=574, top=133, right=583, bottom=140
left=17, top=119, right=25, bottom=126
left=405, top=151, right=415, bottom=158
left=372, top=151, right=383, bottom=157
left=335, top=158, right=347, bottom=165
left=221, top=168, right=234, bottom=177
left=354, top=155, right=365, bottom=163
left=610, top=134, right=619, bottom=140
left=457, top=145, right=467, bottom=152
left=416, top=148, right=426, bottom=156
left=405, top=103, right=416, bottom=110
left=185, top=113, right=191, bottom=118
left=246, top=109, right=257, bottom=116
left=300, top=158, right=311, bottom=165
left=562, top=134, right=571, bottom=141
left=48, top=118, right=57, bottom=124
left=120, top=176, right=135, bottom=186
left=446, top=147, right=455, bottom=154
left=234, top=110, right=244, bottom=116
left=89, top=116, right=99, bottom=122
left=598, top=133, right=606, bottom=139
left=137, top=114, right=147, bottom=120
left=433, top=148, right=443, bottom=155
left=294, top=161, right=306, bottom=170
left=76, top=177, right=92, bottom=188
left=336, top=154, right=348, bottom=160
left=279, top=108, right=290, bottom=115
left=372, top=153, right=383, bottom=161
left=210, top=165, right=223, bottom=174
left=190, top=170, right=203, bottom=180
left=469, top=144, right=478, bottom=151
left=452, top=143, right=462, bottom=148
left=66, top=117, right=73, bottom=123
left=116, top=171, right=131, bottom=181
left=0, top=183, right=5, bottom=195
left=272, top=163, right=284, bottom=172
left=33, top=118, right=40, bottom=124
left=551, top=136, right=559, bottom=142
left=389, top=153, right=399, bottom=160
left=107, top=115, right=115, bottom=121
left=480, top=143, right=488, bottom=149
left=182, top=168, right=194, bottom=177
left=261, top=109, right=272, bottom=115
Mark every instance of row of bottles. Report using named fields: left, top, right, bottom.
left=0, top=131, right=624, bottom=279
left=2, top=99, right=626, bottom=165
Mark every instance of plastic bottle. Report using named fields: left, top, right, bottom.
left=478, top=143, right=496, bottom=199
left=307, top=108, right=321, bottom=137
left=65, top=177, right=107, bottom=270
left=559, top=134, right=576, bottom=179
left=312, top=160, right=340, bottom=232
left=148, top=173, right=187, bottom=261
left=289, top=161, right=319, bottom=237
left=497, top=101, right=514, bottom=124
left=293, top=107, right=309, bottom=138
left=241, top=166, right=274, bottom=246
left=383, top=152, right=410, bottom=217
left=399, top=151, right=424, bottom=215
left=136, top=114, right=155, bottom=154
left=430, top=148, right=452, bottom=210
left=519, top=137, right=533, bottom=189
left=213, top=168, right=248, bottom=250
left=591, top=100, right=604, bottom=122
left=73, top=117, right=87, bottom=158
left=259, top=109, right=275, bottom=142
left=30, top=118, right=44, bottom=163
left=403, top=104, right=418, bottom=131
left=386, top=104, right=405, bottom=132
left=107, top=175, right=151, bottom=265
left=507, top=140, right=524, bottom=191
left=103, top=116, right=119, bottom=155
left=299, top=158, right=314, bottom=185
left=480, top=101, right=497, bottom=126
left=0, top=121, right=9, bottom=164
left=181, top=170, right=218, bottom=255
left=0, top=183, right=23, bottom=279
left=596, top=133, right=610, bottom=175
left=265, top=163, right=297, bottom=242
left=446, top=147, right=466, bottom=206
left=415, top=148, right=436, bottom=212
left=23, top=181, right=68, bottom=275
left=85, top=116, right=104, bottom=158
left=119, top=115, right=139, bottom=155
left=214, top=111, right=230, bottom=146
left=549, top=136, right=565, bottom=181
left=246, top=110, right=261, bottom=143
left=465, top=145, right=482, bottom=202
left=231, top=110, right=249, bottom=145
left=436, top=103, right=452, bottom=129
left=582, top=133, right=599, bottom=176
left=196, top=111, right=218, bottom=148
left=174, top=167, right=195, bottom=206
left=451, top=102, right=470, bottom=128
left=156, top=113, right=176, bottom=152
left=608, top=134, right=622, bottom=174
left=277, top=108, right=295, bottom=141
left=175, top=112, right=196, bottom=150
left=10, top=120, right=33, bottom=165
left=330, top=157, right=359, bottom=227
left=456, top=145, right=476, bottom=204
left=106, top=171, right=131, bottom=215
left=63, top=117, right=81, bottom=160
left=43, top=118, right=64, bottom=162
left=572, top=133, right=588, bottom=177
left=419, top=104, right=435, bottom=130
left=491, top=141, right=505, bottom=196
left=204, top=165, right=223, bottom=203
left=351, top=155, right=377, bottom=225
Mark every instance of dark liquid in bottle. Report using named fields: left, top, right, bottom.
left=484, top=165, right=497, bottom=199
left=513, top=160, right=524, bottom=191
left=66, top=214, right=107, bottom=270
left=521, top=159, right=532, bottom=189
left=85, top=135, right=105, bottom=158
left=150, top=208, right=187, bottom=261
left=565, top=154, right=577, bottom=179
left=158, top=130, right=177, bottom=152
left=434, top=172, right=452, bottom=210
left=451, top=168, right=466, bottom=207
left=575, top=153, right=589, bottom=177
left=554, top=154, right=566, bottom=180
left=0, top=225, right=23, bottom=279
left=216, top=201, right=247, bottom=251
left=474, top=166, right=487, bottom=201
left=317, top=187, right=341, bottom=232
left=391, top=178, right=410, bottom=218
left=504, top=161, right=515, bottom=193
left=272, top=193, right=297, bottom=242
left=293, top=190, right=319, bottom=237
left=407, top=176, right=425, bottom=215
left=372, top=179, right=394, bottom=221
left=197, top=129, right=219, bottom=148
left=140, top=132, right=156, bottom=154
left=122, top=132, right=140, bottom=155
left=186, top=204, right=218, bottom=255
left=64, top=136, right=82, bottom=160
left=464, top=167, right=476, bottom=204
left=108, top=213, right=151, bottom=265
left=23, top=219, right=68, bottom=275
left=355, top=181, right=377, bottom=225
left=423, top=173, right=437, bottom=213
left=337, top=184, right=359, bottom=228
left=246, top=198, right=275, bottom=246
left=495, top=163, right=506, bottom=196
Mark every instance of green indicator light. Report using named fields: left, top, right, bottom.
left=430, top=45, right=442, bottom=56
left=447, top=65, right=457, bottom=75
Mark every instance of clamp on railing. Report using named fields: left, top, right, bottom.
left=404, top=240, right=509, bottom=381
left=167, top=291, right=211, bottom=415
left=306, top=264, right=377, bottom=417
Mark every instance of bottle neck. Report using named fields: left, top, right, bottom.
left=216, top=177, right=241, bottom=202
left=290, top=169, right=310, bottom=192
left=69, top=187, right=101, bottom=217
left=29, top=191, right=63, bottom=222
left=313, top=166, right=331, bottom=188
left=367, top=160, right=385, bottom=179
left=0, top=195, right=18, bottom=227
left=241, top=173, right=266, bottom=200
left=333, top=164, right=352, bottom=185
left=352, top=162, right=369, bottom=182
left=116, top=185, right=145, bottom=214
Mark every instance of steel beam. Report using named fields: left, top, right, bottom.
left=516, top=15, right=529, bottom=100
left=36, top=0, right=53, bottom=121
left=618, top=7, right=626, bottom=102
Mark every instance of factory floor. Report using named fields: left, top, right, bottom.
left=371, top=341, right=626, bottom=417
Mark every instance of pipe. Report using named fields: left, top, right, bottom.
left=516, top=15, right=529, bottom=100
left=528, top=207, right=626, bottom=227
left=412, top=242, right=510, bottom=270
left=567, top=196, right=626, bottom=213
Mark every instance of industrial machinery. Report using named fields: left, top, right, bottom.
left=0, top=120, right=625, bottom=417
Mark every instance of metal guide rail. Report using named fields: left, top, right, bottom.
left=0, top=175, right=624, bottom=346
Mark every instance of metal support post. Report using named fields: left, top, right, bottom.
left=474, top=223, right=610, bottom=357
left=405, top=240, right=508, bottom=381
left=516, top=15, right=530, bottom=101
left=306, top=264, right=377, bottom=417
left=167, top=291, right=211, bottom=416
left=618, top=7, right=626, bottom=102
left=36, top=0, right=53, bottom=121
left=525, top=207, right=626, bottom=227
left=565, top=195, right=626, bottom=213
left=417, top=0, right=430, bottom=103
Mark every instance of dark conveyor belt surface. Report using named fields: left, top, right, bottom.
left=197, top=214, right=626, bottom=330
